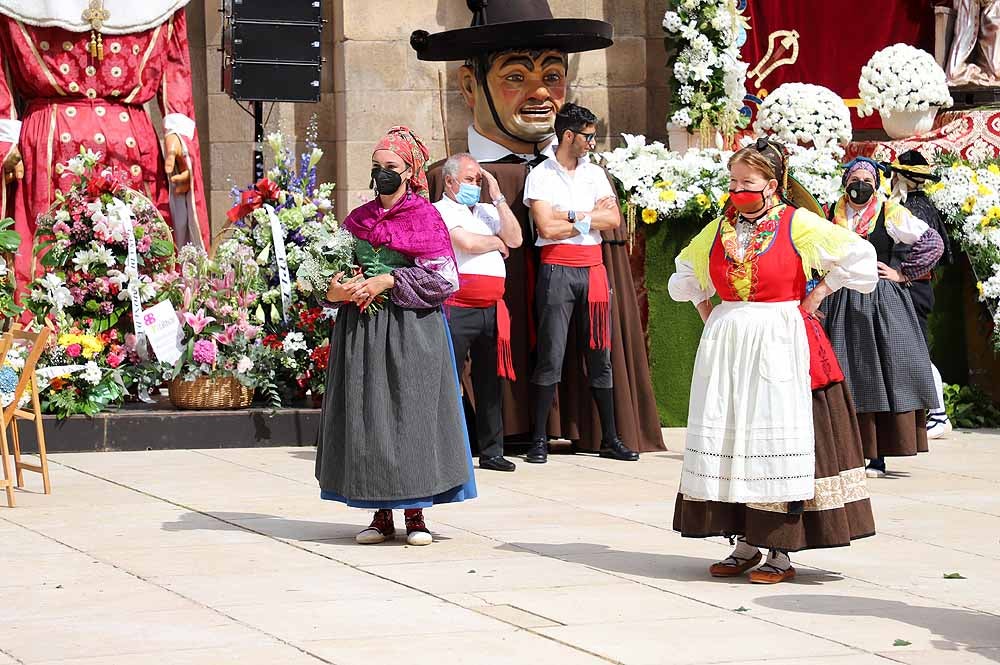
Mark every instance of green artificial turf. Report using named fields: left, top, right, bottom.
left=644, top=218, right=708, bottom=427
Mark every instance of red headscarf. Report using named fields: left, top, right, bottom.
left=373, top=126, right=431, bottom=200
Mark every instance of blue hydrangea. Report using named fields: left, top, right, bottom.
left=0, top=367, right=18, bottom=393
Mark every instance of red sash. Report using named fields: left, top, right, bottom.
left=799, top=308, right=844, bottom=390
left=447, top=274, right=515, bottom=380
left=539, top=244, right=611, bottom=350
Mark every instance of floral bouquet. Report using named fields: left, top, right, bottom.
left=25, top=149, right=177, bottom=415
left=926, top=160, right=1000, bottom=345
left=225, top=124, right=351, bottom=400
left=601, top=135, right=731, bottom=225
left=34, top=327, right=131, bottom=417
left=754, top=83, right=852, bottom=151
left=0, top=217, right=22, bottom=319
left=662, top=0, right=750, bottom=138
left=260, top=304, right=333, bottom=403
left=165, top=244, right=279, bottom=405
left=858, top=44, right=953, bottom=118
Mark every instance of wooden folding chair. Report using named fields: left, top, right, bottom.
left=5, top=325, right=52, bottom=498
left=0, top=332, right=16, bottom=507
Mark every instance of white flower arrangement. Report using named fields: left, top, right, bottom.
left=663, top=1, right=749, bottom=135
left=603, top=134, right=846, bottom=226
left=601, top=135, right=732, bottom=225
left=754, top=83, right=852, bottom=150
left=927, top=161, right=1000, bottom=344
left=858, top=44, right=953, bottom=117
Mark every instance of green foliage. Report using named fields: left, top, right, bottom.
left=943, top=383, right=1000, bottom=428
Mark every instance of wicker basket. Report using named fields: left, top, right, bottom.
left=168, top=376, right=253, bottom=410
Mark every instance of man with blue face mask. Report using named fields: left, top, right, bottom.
left=436, top=153, right=523, bottom=472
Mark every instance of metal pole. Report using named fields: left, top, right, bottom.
left=253, top=100, right=264, bottom=182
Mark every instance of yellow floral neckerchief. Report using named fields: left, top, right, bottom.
left=831, top=194, right=883, bottom=237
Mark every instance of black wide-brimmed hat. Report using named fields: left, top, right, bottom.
left=410, top=0, right=613, bottom=62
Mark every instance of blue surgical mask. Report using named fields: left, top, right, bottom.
left=456, top=183, right=481, bottom=206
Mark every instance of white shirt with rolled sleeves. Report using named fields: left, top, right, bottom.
left=523, top=144, right=614, bottom=247
left=434, top=195, right=506, bottom=278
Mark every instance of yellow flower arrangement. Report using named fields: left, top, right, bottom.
left=695, top=194, right=710, bottom=209
left=979, top=184, right=993, bottom=197
left=659, top=189, right=678, bottom=203
left=718, top=192, right=729, bottom=207
left=962, top=196, right=977, bottom=214
left=58, top=333, right=105, bottom=359
left=989, top=164, right=1000, bottom=176
left=978, top=281, right=985, bottom=300
left=924, top=182, right=944, bottom=195
left=641, top=208, right=659, bottom=224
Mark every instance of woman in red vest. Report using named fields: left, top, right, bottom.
left=668, top=139, right=878, bottom=584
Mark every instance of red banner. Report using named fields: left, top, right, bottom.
left=740, top=1, right=937, bottom=130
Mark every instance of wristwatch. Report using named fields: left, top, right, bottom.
left=567, top=210, right=577, bottom=223
left=492, top=194, right=506, bottom=206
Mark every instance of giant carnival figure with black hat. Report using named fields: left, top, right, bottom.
left=889, top=150, right=954, bottom=440
left=411, top=0, right=663, bottom=459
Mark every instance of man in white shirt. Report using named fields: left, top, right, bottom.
left=436, top=153, right=523, bottom=472
left=523, top=103, right=639, bottom=464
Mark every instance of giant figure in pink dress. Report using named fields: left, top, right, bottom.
left=0, top=0, right=209, bottom=287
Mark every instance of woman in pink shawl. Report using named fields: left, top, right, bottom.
left=315, top=126, right=477, bottom=546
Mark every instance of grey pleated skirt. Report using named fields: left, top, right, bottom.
left=315, top=302, right=475, bottom=507
left=820, top=279, right=937, bottom=414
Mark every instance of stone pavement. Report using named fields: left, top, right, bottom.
left=1, top=429, right=999, bottom=665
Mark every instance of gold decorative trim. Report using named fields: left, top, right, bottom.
left=124, top=25, right=162, bottom=104
left=18, top=22, right=66, bottom=96
left=747, top=467, right=869, bottom=514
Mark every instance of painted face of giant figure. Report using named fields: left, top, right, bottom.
left=459, top=48, right=568, bottom=154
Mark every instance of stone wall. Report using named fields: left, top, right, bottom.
left=185, top=0, right=667, bottom=227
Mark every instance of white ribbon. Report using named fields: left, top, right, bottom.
left=35, top=364, right=88, bottom=381
left=108, top=198, right=146, bottom=346
left=265, top=204, right=292, bottom=322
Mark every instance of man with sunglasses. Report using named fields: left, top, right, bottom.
left=522, top=103, right=639, bottom=463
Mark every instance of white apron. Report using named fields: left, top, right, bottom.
left=681, top=300, right=815, bottom=504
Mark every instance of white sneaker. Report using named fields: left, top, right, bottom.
left=866, top=467, right=886, bottom=479
left=406, top=530, right=432, bottom=546
left=927, top=418, right=953, bottom=439
left=356, top=527, right=393, bottom=544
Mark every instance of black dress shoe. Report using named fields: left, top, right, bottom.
left=525, top=438, right=548, bottom=464
left=599, top=437, right=639, bottom=461
left=479, top=456, right=516, bottom=472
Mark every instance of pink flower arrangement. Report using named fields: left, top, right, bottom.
left=193, top=340, right=217, bottom=365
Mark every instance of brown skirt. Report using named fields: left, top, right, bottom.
left=673, top=381, right=876, bottom=552
left=858, top=411, right=929, bottom=458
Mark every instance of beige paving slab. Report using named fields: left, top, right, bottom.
left=538, top=616, right=856, bottom=665
left=219, top=596, right=508, bottom=642
left=748, top=591, right=1000, bottom=653
left=152, top=565, right=421, bottom=607
left=98, top=540, right=326, bottom=578
left=472, top=582, right=726, bottom=625
left=360, top=555, right=626, bottom=595
left=876, top=647, right=1000, bottom=664
left=0, top=608, right=263, bottom=663
left=0, top=577, right=197, bottom=623
left=716, top=656, right=895, bottom=665
left=29, top=643, right=328, bottom=665
left=302, top=629, right=613, bottom=665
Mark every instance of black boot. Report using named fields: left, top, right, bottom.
left=525, top=437, right=548, bottom=464
left=599, top=437, right=639, bottom=461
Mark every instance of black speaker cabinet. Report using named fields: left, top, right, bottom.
left=223, top=0, right=322, bottom=23
left=222, top=0, right=325, bottom=103
left=224, top=61, right=322, bottom=103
